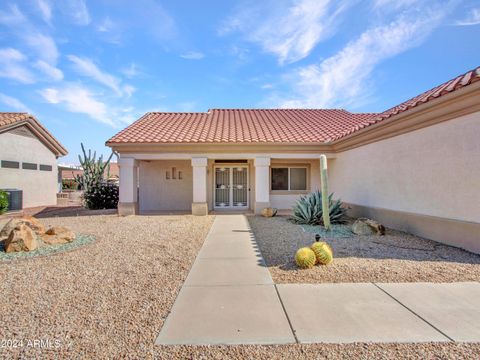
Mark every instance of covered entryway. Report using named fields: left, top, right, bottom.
left=214, top=165, right=248, bottom=209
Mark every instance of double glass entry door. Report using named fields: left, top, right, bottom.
left=214, top=166, right=248, bottom=209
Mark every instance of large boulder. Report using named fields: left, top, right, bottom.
left=4, top=224, right=38, bottom=252
left=352, top=218, right=385, bottom=236
left=0, top=216, right=45, bottom=240
left=41, top=226, right=75, bottom=245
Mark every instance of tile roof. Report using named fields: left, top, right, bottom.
left=107, top=109, right=376, bottom=144
left=0, top=112, right=68, bottom=156
left=107, top=66, right=480, bottom=145
left=332, top=66, right=480, bottom=140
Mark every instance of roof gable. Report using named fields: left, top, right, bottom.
left=0, top=112, right=68, bottom=157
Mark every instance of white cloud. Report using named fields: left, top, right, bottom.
left=373, top=0, right=418, bottom=10
left=40, top=85, right=115, bottom=127
left=277, top=6, right=449, bottom=109
left=24, top=32, right=59, bottom=64
left=121, top=63, right=139, bottom=78
left=122, top=85, right=136, bottom=98
left=0, top=48, right=35, bottom=84
left=36, top=0, right=52, bottom=24
left=0, top=4, right=25, bottom=25
left=455, top=8, right=480, bottom=26
left=180, top=51, right=205, bottom=60
left=0, top=4, right=59, bottom=64
left=97, top=16, right=114, bottom=32
left=34, top=60, right=63, bottom=81
left=220, top=0, right=352, bottom=64
left=68, top=55, right=123, bottom=95
left=61, top=0, right=90, bottom=25
left=0, top=93, right=32, bottom=113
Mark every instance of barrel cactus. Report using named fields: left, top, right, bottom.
left=295, top=247, right=317, bottom=269
left=311, top=242, right=333, bottom=265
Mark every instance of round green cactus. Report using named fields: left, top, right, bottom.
left=311, top=241, right=333, bottom=265
left=295, top=247, right=317, bottom=269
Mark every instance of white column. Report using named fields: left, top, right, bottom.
left=254, top=157, right=271, bottom=214
left=191, top=157, right=208, bottom=215
left=118, top=157, right=138, bottom=215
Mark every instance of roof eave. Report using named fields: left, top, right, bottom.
left=0, top=116, right=68, bottom=157
left=331, top=80, right=480, bottom=152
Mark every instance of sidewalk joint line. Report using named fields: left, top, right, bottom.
left=372, top=283, right=455, bottom=342
left=274, top=284, right=299, bottom=344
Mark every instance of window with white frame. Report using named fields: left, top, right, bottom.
left=271, top=167, right=307, bottom=191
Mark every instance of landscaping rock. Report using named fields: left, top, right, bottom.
left=42, top=226, right=75, bottom=245
left=261, top=207, right=278, bottom=218
left=352, top=218, right=385, bottom=236
left=4, top=224, right=38, bottom=252
left=0, top=216, right=46, bottom=240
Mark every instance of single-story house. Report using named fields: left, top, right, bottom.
left=107, top=66, right=480, bottom=253
left=0, top=113, right=67, bottom=209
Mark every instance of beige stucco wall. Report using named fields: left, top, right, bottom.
left=138, top=160, right=193, bottom=211
left=0, top=130, right=58, bottom=208
left=270, top=159, right=321, bottom=210
left=329, top=111, right=480, bottom=223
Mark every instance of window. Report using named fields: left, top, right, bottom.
left=39, top=164, right=52, bottom=171
left=22, top=162, right=37, bottom=170
left=1, top=160, right=19, bottom=169
left=271, top=167, right=307, bottom=191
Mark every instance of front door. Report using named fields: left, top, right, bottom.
left=214, top=166, right=248, bottom=209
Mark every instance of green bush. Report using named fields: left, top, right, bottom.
left=83, top=181, right=119, bottom=210
left=290, top=190, right=347, bottom=225
left=0, top=190, right=8, bottom=214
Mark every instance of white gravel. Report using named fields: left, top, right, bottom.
left=248, top=216, right=480, bottom=284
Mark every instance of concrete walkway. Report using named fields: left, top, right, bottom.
left=156, top=215, right=480, bottom=345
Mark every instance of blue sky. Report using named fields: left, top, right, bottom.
left=0, top=0, right=479, bottom=164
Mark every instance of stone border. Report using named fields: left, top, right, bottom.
left=0, top=234, right=96, bottom=262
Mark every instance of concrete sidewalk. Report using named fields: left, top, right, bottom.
left=156, top=215, right=295, bottom=345
left=156, top=215, right=480, bottom=345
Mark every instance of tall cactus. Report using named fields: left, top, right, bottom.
left=76, top=143, right=113, bottom=192
left=320, top=154, right=331, bottom=230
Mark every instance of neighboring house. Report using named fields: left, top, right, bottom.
left=59, top=162, right=119, bottom=185
left=0, top=113, right=67, bottom=209
left=107, top=67, right=480, bottom=253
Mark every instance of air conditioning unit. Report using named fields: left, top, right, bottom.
left=2, top=189, right=23, bottom=211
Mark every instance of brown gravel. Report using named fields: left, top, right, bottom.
left=248, top=216, right=480, bottom=283
left=0, top=213, right=214, bottom=358
left=1, top=213, right=479, bottom=359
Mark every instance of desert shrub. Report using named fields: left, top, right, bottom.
left=83, top=181, right=119, bottom=210
left=0, top=190, right=8, bottom=214
left=291, top=190, right=347, bottom=225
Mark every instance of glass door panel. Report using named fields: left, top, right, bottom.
left=215, top=167, right=230, bottom=207
left=232, top=167, right=247, bottom=207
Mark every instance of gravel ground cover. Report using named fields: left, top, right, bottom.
left=0, top=213, right=214, bottom=358
left=1, top=213, right=478, bottom=359
left=248, top=216, right=480, bottom=283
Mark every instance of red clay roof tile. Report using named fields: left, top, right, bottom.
left=107, top=66, right=480, bottom=145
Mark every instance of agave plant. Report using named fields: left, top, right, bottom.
left=290, top=190, right=347, bottom=226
